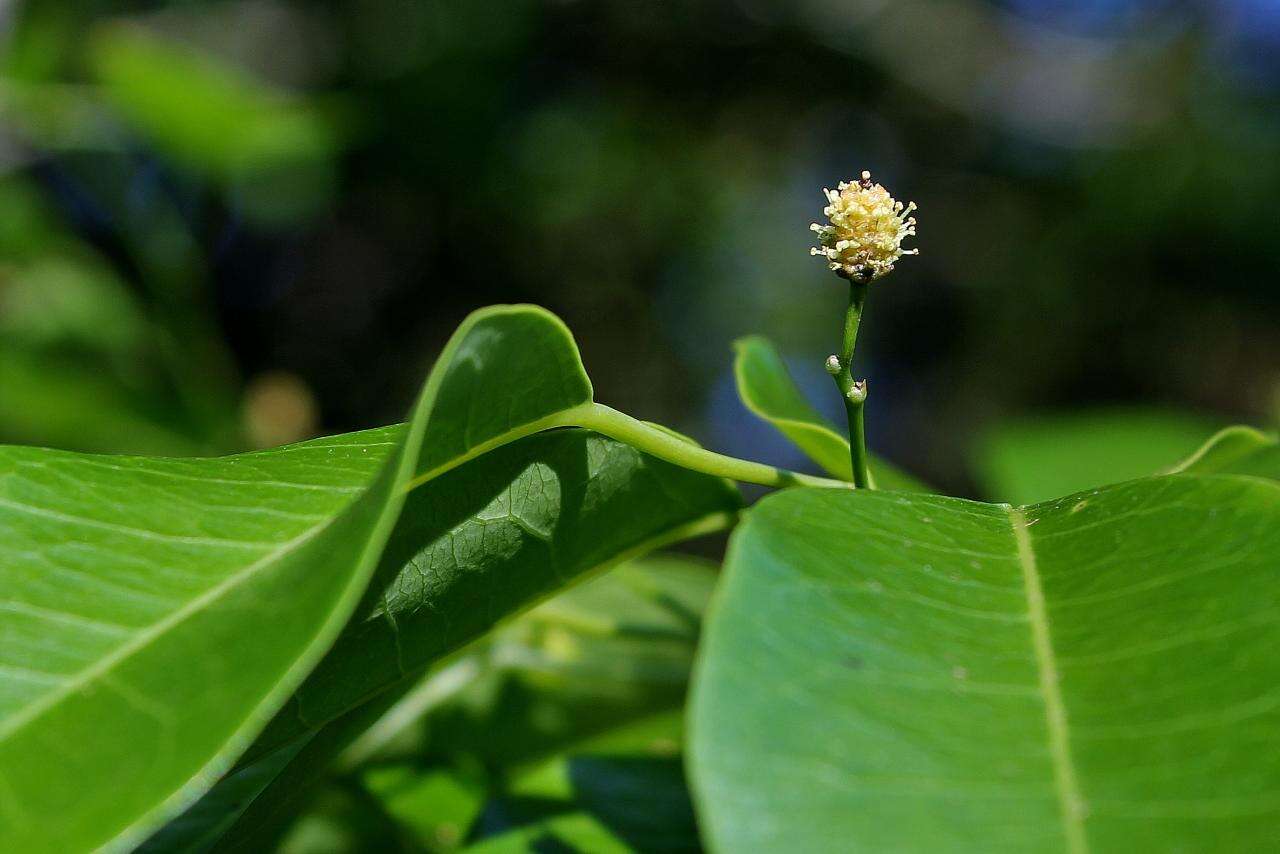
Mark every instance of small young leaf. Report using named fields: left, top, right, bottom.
left=732, top=335, right=926, bottom=491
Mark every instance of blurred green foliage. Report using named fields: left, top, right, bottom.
left=972, top=407, right=1221, bottom=504
left=0, top=0, right=1277, bottom=478
left=278, top=555, right=712, bottom=852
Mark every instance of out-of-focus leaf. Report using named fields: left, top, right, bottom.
left=973, top=408, right=1219, bottom=505
left=88, top=23, right=339, bottom=223
left=270, top=557, right=715, bottom=853
left=418, top=556, right=715, bottom=771
left=0, top=255, right=148, bottom=352
left=0, top=344, right=209, bottom=455
left=732, top=335, right=928, bottom=491
left=691, top=476, right=1280, bottom=851
left=1167, top=425, right=1280, bottom=480
left=467, top=755, right=699, bottom=853
left=363, top=766, right=486, bottom=851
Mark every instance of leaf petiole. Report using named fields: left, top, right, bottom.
left=403, top=402, right=849, bottom=494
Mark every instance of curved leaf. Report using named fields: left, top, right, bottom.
left=410, top=305, right=593, bottom=481
left=691, top=476, right=1280, bottom=851
left=1168, top=425, right=1280, bottom=480
left=127, top=305, right=739, bottom=849
left=250, top=430, right=739, bottom=758
left=0, top=304, right=740, bottom=851
left=732, top=335, right=926, bottom=492
left=408, top=309, right=837, bottom=492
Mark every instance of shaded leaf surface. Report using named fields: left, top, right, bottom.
left=132, top=305, right=739, bottom=849
left=0, top=304, right=737, bottom=851
left=251, top=430, right=738, bottom=759
left=691, top=477, right=1280, bottom=852
left=277, top=557, right=715, bottom=853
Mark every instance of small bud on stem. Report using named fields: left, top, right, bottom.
left=810, top=170, right=918, bottom=488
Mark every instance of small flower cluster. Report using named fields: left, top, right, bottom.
left=810, top=171, right=917, bottom=281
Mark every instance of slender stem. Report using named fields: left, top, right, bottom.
left=841, top=280, right=867, bottom=368
left=830, top=279, right=872, bottom=488
left=403, top=402, right=850, bottom=494
left=577, top=405, right=849, bottom=490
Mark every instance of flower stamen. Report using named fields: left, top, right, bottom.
left=809, top=170, right=918, bottom=281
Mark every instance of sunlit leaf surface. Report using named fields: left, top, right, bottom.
left=691, top=476, right=1280, bottom=851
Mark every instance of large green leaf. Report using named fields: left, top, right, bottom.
left=732, top=335, right=926, bottom=491
left=122, top=304, right=739, bottom=848
left=691, top=476, right=1280, bottom=851
left=0, top=425, right=417, bottom=852
left=0, top=304, right=743, bottom=851
left=251, top=432, right=739, bottom=760
left=973, top=408, right=1219, bottom=504
left=147, top=435, right=738, bottom=850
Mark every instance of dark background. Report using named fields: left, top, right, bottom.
left=2, top=0, right=1277, bottom=496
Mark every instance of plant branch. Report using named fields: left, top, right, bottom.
left=828, top=279, right=872, bottom=488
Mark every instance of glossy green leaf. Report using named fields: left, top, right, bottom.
left=409, top=306, right=593, bottom=480
left=0, top=304, right=741, bottom=851
left=0, top=425, right=416, bottom=852
left=1168, top=425, right=1280, bottom=480
left=126, top=306, right=739, bottom=849
left=691, top=476, right=1280, bottom=851
left=974, top=408, right=1219, bottom=504
left=250, top=429, right=737, bottom=760
left=403, top=307, right=830, bottom=493
left=148, top=435, right=737, bottom=850
left=732, top=335, right=926, bottom=492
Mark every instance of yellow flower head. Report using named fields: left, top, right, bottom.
left=810, top=171, right=917, bottom=281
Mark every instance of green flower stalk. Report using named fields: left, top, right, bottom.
left=811, top=171, right=918, bottom=488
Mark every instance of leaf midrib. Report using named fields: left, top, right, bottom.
left=1006, top=505, right=1088, bottom=854
left=0, top=518, right=335, bottom=745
